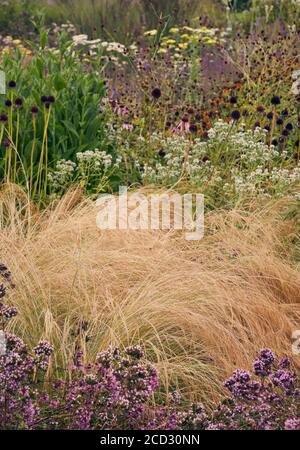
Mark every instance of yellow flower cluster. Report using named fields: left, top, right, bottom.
left=1, top=36, right=32, bottom=56
left=144, top=23, right=219, bottom=55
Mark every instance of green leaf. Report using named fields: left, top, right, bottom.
left=53, top=74, right=66, bottom=91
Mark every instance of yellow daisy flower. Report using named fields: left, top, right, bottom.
left=144, top=30, right=157, bottom=36
left=178, top=43, right=188, bottom=49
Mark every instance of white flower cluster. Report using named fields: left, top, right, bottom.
left=100, top=41, right=127, bottom=54
left=141, top=133, right=208, bottom=184
left=52, top=21, right=76, bottom=34
left=49, top=150, right=120, bottom=193
left=48, top=159, right=76, bottom=191
left=76, top=149, right=113, bottom=171
left=141, top=121, right=278, bottom=184
left=230, top=165, right=300, bottom=198
left=72, top=35, right=127, bottom=54
left=137, top=120, right=299, bottom=200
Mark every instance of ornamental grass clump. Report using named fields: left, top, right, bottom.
left=0, top=263, right=299, bottom=431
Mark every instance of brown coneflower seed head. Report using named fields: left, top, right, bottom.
left=271, top=95, right=281, bottom=106
left=151, top=88, right=161, bottom=99
left=231, top=110, right=240, bottom=121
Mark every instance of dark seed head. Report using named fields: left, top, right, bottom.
left=8, top=80, right=16, bottom=88
left=231, top=110, right=240, bottom=121
left=31, top=106, right=39, bottom=114
left=5, top=100, right=12, bottom=107
left=40, top=95, right=48, bottom=103
left=47, top=95, right=55, bottom=103
left=14, top=98, right=23, bottom=107
left=271, top=95, right=281, bottom=106
left=151, top=88, right=161, bottom=99
left=285, top=122, right=293, bottom=131
left=0, top=114, right=8, bottom=122
left=189, top=124, right=198, bottom=133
